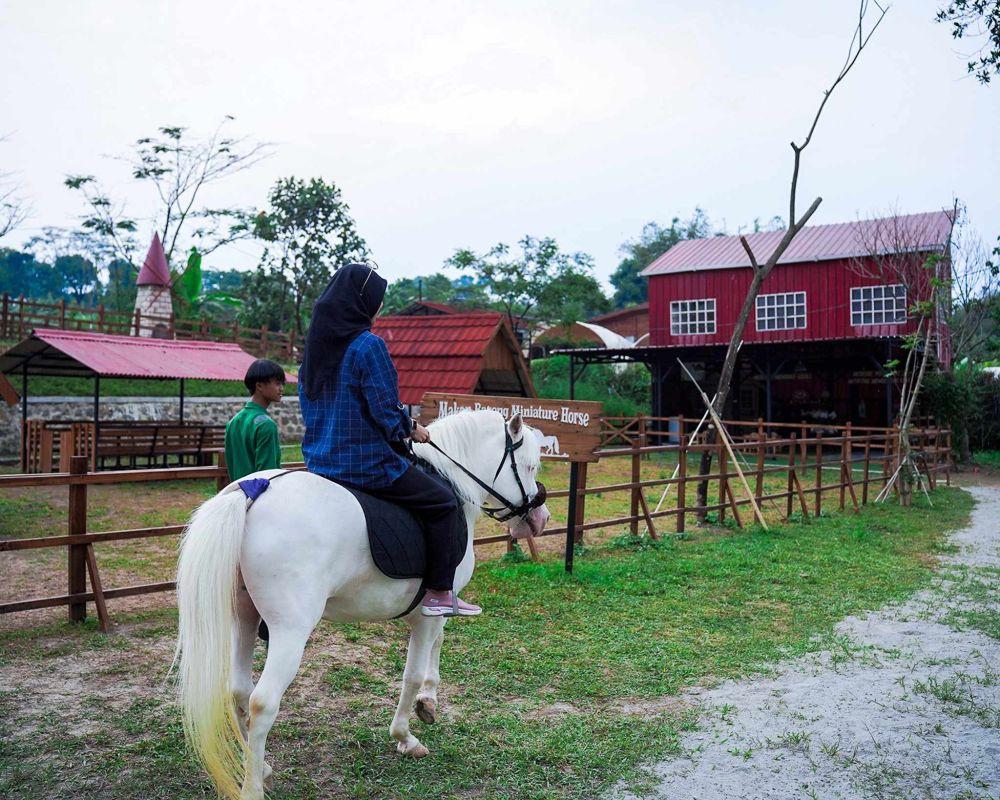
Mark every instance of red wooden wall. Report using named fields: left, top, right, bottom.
left=647, top=257, right=933, bottom=347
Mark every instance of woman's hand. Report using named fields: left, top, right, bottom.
left=411, top=423, right=431, bottom=444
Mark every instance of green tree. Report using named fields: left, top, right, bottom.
left=447, top=236, right=600, bottom=339
left=103, top=258, right=136, bottom=313
left=55, top=254, right=99, bottom=304
left=246, top=176, right=368, bottom=334
left=383, top=273, right=456, bottom=313
left=0, top=248, right=48, bottom=297
left=610, top=209, right=714, bottom=308
left=538, top=262, right=610, bottom=327
left=936, top=1, right=1000, bottom=84
left=64, top=119, right=267, bottom=289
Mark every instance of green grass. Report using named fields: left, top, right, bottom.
left=0, top=488, right=975, bottom=800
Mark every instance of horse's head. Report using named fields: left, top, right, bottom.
left=495, top=413, right=551, bottom=539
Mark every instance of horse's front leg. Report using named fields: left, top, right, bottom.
left=391, top=615, right=444, bottom=757
left=415, top=625, right=445, bottom=724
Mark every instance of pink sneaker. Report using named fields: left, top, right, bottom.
left=421, top=591, right=482, bottom=617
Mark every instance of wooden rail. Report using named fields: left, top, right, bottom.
left=0, top=422, right=952, bottom=629
left=0, top=293, right=297, bottom=360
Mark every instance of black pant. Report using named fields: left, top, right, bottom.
left=365, top=465, right=464, bottom=591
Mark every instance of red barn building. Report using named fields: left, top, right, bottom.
left=567, top=211, right=954, bottom=427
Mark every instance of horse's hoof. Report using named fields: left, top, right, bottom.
left=396, top=741, right=429, bottom=758
left=415, top=697, right=437, bottom=724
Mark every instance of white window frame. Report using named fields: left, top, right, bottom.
left=755, top=291, right=807, bottom=331
left=670, top=298, right=716, bottom=335
left=850, top=284, right=907, bottom=326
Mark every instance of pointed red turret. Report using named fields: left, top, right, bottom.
left=136, top=232, right=171, bottom=286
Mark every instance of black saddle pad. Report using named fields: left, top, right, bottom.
left=342, top=486, right=427, bottom=580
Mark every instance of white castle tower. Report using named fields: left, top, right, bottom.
left=134, top=232, right=174, bottom=337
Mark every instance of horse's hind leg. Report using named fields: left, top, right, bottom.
left=241, top=624, right=311, bottom=800
left=415, top=625, right=445, bottom=724
left=391, top=615, right=444, bottom=757
left=232, top=576, right=258, bottom=740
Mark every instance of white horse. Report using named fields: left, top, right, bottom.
left=174, top=410, right=549, bottom=800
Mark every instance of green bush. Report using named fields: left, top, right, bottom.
left=531, top=355, right=650, bottom=415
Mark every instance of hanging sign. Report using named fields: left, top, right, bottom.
left=419, top=393, right=603, bottom=462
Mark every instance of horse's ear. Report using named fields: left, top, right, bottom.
left=508, top=412, right=523, bottom=437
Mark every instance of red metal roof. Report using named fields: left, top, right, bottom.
left=641, top=211, right=954, bottom=276
left=0, top=329, right=297, bottom=382
left=137, top=232, right=171, bottom=286
left=374, top=312, right=516, bottom=404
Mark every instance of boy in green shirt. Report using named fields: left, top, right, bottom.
left=226, top=358, right=286, bottom=644
left=225, top=359, right=286, bottom=482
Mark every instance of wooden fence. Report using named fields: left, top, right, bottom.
left=0, top=293, right=297, bottom=360
left=0, top=421, right=951, bottom=630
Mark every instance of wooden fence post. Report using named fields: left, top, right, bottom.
left=945, top=429, right=952, bottom=486
left=1, top=292, right=8, bottom=338
left=814, top=432, right=823, bottom=516
left=630, top=448, right=640, bottom=536
left=133, top=308, right=142, bottom=336
left=676, top=435, right=687, bottom=534
left=67, top=455, right=88, bottom=624
left=754, top=418, right=765, bottom=506
left=839, top=423, right=849, bottom=510
left=862, top=435, right=872, bottom=506
left=17, top=294, right=25, bottom=338
left=574, top=461, right=588, bottom=544
left=216, top=451, right=229, bottom=493
left=718, top=438, right=727, bottom=523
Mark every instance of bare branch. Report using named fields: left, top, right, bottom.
left=739, top=235, right=760, bottom=272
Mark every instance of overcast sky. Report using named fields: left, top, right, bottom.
left=1, top=0, right=997, bottom=289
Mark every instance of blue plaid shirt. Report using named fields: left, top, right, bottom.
left=300, top=331, right=412, bottom=489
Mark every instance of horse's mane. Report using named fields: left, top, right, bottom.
left=414, top=409, right=540, bottom=507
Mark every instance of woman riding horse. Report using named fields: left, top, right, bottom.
left=298, top=263, right=481, bottom=617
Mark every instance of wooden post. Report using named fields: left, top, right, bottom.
left=17, top=294, right=25, bottom=338
left=718, top=438, right=727, bottom=523
left=133, top=308, right=142, bottom=336
left=786, top=433, right=796, bottom=518
left=839, top=424, right=849, bottom=511
left=565, top=461, right=580, bottom=573
left=945, top=429, right=952, bottom=486
left=814, top=433, right=823, bottom=516
left=68, top=456, right=89, bottom=624
left=754, top=418, right=765, bottom=506
left=574, top=461, right=588, bottom=544
left=630, top=448, right=640, bottom=536
left=1, top=292, right=8, bottom=338
left=676, top=436, right=687, bottom=533
left=84, top=545, right=110, bottom=632
left=97, top=303, right=105, bottom=332
left=260, top=325, right=269, bottom=356
left=59, top=299, right=66, bottom=329
left=862, top=436, right=872, bottom=505
left=216, top=451, right=229, bottom=492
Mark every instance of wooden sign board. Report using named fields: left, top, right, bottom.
left=420, top=393, right=603, bottom=462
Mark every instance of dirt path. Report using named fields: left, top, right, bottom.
left=617, top=486, right=1000, bottom=800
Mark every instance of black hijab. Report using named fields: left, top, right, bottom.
left=300, top=263, right=388, bottom=401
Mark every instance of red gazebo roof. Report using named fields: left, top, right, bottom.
left=0, top=329, right=296, bottom=382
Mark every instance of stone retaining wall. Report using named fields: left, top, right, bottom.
left=0, top=396, right=304, bottom=458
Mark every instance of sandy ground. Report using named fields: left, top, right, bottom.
left=615, top=485, right=1000, bottom=800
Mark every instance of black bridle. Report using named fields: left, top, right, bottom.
left=424, top=428, right=547, bottom=523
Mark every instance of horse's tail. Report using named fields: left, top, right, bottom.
left=174, top=485, right=249, bottom=800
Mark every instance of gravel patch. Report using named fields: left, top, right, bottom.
left=615, top=486, right=1000, bottom=800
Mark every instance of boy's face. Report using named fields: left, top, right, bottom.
left=256, top=378, right=284, bottom=403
